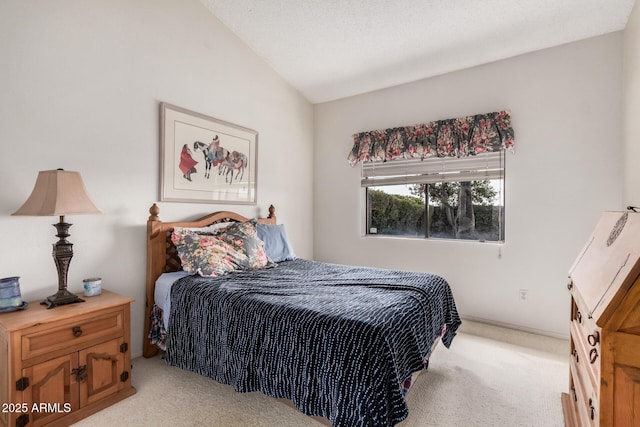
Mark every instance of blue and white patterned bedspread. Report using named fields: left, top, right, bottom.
left=165, top=259, right=460, bottom=427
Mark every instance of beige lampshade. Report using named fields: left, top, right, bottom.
left=12, top=169, right=102, bottom=216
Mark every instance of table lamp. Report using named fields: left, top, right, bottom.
left=12, top=169, right=102, bottom=308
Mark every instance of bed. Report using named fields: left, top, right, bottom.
left=143, top=203, right=461, bottom=427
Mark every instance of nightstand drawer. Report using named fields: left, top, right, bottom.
left=22, top=308, right=124, bottom=361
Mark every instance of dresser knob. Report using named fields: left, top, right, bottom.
left=576, top=311, right=582, bottom=324
left=72, top=326, right=83, bottom=337
left=590, top=348, right=599, bottom=364
left=588, top=331, right=600, bottom=346
left=567, top=281, right=573, bottom=291
left=572, top=349, right=579, bottom=364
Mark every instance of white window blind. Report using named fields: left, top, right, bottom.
left=361, top=151, right=504, bottom=187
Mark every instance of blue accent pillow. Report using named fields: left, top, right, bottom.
left=256, top=223, right=296, bottom=262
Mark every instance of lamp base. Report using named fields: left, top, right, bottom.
left=41, top=289, right=85, bottom=309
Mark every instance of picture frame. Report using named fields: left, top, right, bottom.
left=160, top=102, right=257, bottom=204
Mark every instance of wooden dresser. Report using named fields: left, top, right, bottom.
left=0, top=290, right=136, bottom=427
left=561, top=210, right=640, bottom=427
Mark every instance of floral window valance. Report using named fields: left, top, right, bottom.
left=347, top=110, right=515, bottom=166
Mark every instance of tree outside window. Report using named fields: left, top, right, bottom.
left=366, top=179, right=503, bottom=241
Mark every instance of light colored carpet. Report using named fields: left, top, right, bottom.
left=73, top=321, right=568, bottom=426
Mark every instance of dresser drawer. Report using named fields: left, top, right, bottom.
left=570, top=296, right=602, bottom=360
left=570, top=350, right=599, bottom=427
left=21, top=308, right=124, bottom=361
left=571, top=320, right=601, bottom=394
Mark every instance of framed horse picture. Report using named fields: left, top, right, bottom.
left=160, top=102, right=257, bottom=204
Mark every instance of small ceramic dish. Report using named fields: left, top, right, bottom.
left=0, top=301, right=29, bottom=313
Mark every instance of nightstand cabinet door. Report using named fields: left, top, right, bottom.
left=79, top=338, right=126, bottom=407
left=21, top=354, right=80, bottom=427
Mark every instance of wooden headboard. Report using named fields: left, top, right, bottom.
left=143, top=203, right=276, bottom=357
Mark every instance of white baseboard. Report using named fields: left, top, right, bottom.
left=460, top=315, right=570, bottom=340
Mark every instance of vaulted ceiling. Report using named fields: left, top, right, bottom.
left=201, top=0, right=636, bottom=103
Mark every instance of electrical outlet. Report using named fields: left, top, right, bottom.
left=519, top=289, right=528, bottom=301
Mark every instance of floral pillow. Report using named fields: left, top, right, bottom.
left=171, top=228, right=246, bottom=277
left=212, top=220, right=275, bottom=270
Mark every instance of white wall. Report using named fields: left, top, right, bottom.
left=314, top=34, right=623, bottom=338
left=624, top=0, right=640, bottom=206
left=0, top=0, right=314, bottom=357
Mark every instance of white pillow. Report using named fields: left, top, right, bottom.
left=185, top=221, right=233, bottom=234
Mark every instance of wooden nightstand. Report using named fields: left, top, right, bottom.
left=0, top=290, right=136, bottom=427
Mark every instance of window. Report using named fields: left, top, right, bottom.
left=362, top=151, right=505, bottom=242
